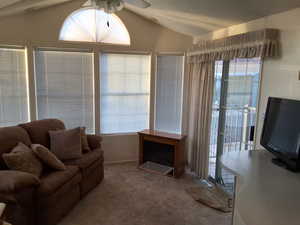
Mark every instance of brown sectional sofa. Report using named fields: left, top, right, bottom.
left=0, top=119, right=104, bottom=225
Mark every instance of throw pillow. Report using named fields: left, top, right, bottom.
left=2, top=142, right=43, bottom=177
left=80, top=127, right=91, bottom=153
left=49, top=127, right=82, bottom=160
left=12, top=142, right=32, bottom=153
left=31, top=144, right=66, bottom=170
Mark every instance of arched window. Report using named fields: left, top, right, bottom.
left=59, top=8, right=130, bottom=45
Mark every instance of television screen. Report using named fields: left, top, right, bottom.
left=261, top=97, right=300, bottom=159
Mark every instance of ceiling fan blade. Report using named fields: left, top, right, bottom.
left=125, top=0, right=151, bottom=8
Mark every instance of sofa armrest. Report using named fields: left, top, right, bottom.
left=0, top=171, right=40, bottom=202
left=0, top=189, right=36, bottom=225
left=87, top=134, right=102, bottom=150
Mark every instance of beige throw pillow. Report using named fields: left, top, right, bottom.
left=80, top=127, right=91, bottom=153
left=31, top=144, right=66, bottom=170
left=3, top=142, right=43, bottom=177
left=49, top=127, right=82, bottom=160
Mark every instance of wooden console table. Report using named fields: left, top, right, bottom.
left=138, top=129, right=186, bottom=178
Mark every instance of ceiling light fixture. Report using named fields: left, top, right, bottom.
left=82, top=0, right=150, bottom=28
left=84, top=0, right=124, bottom=14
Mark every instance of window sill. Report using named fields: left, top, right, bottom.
left=100, top=132, right=139, bottom=137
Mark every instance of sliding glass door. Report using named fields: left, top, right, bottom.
left=209, top=58, right=262, bottom=186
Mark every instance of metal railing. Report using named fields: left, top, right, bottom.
left=209, top=105, right=257, bottom=159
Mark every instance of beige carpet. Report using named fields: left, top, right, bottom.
left=59, top=162, right=231, bottom=225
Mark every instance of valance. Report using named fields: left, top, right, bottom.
left=188, top=29, right=280, bottom=63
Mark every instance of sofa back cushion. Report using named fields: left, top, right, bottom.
left=19, top=119, right=65, bottom=148
left=0, top=126, right=32, bottom=169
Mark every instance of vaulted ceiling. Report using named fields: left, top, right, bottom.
left=0, top=0, right=300, bottom=37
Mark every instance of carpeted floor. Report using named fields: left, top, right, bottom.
left=59, top=162, right=231, bottom=225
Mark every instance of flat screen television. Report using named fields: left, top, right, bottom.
left=261, top=97, right=300, bottom=172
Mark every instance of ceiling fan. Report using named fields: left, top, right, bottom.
left=83, top=0, right=151, bottom=13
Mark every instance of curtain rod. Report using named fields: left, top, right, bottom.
left=188, top=28, right=280, bottom=57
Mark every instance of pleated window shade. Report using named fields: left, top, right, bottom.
left=155, top=55, right=184, bottom=134
left=35, top=50, right=95, bottom=133
left=0, top=48, right=28, bottom=127
left=100, top=53, right=151, bottom=134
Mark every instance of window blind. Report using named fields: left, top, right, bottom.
left=0, top=48, right=28, bottom=127
left=155, top=55, right=184, bottom=134
left=35, top=50, right=94, bottom=133
left=100, top=53, right=151, bottom=134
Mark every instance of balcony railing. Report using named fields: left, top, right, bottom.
left=209, top=105, right=257, bottom=186
left=209, top=105, right=256, bottom=159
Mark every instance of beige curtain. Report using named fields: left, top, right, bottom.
left=184, top=28, right=280, bottom=178
left=185, top=61, right=215, bottom=178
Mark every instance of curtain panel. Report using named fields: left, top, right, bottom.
left=188, top=29, right=280, bottom=63
left=185, top=61, right=215, bottom=178
left=184, top=28, right=280, bottom=178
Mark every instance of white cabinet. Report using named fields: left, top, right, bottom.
left=221, top=150, right=300, bottom=225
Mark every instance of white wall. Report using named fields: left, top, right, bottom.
left=194, top=8, right=300, bottom=149
left=0, top=1, right=193, bottom=163
left=0, top=1, right=193, bottom=51
left=102, top=134, right=139, bottom=163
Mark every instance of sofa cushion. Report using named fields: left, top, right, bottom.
left=79, top=160, right=103, bottom=197
left=0, top=170, right=40, bottom=193
left=3, top=143, right=43, bottom=177
left=64, top=149, right=103, bottom=170
left=36, top=174, right=81, bottom=225
left=19, top=119, right=65, bottom=148
left=37, top=165, right=79, bottom=197
left=49, top=127, right=82, bottom=160
left=31, top=144, right=66, bottom=171
left=81, top=160, right=103, bottom=179
left=0, top=126, right=32, bottom=169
